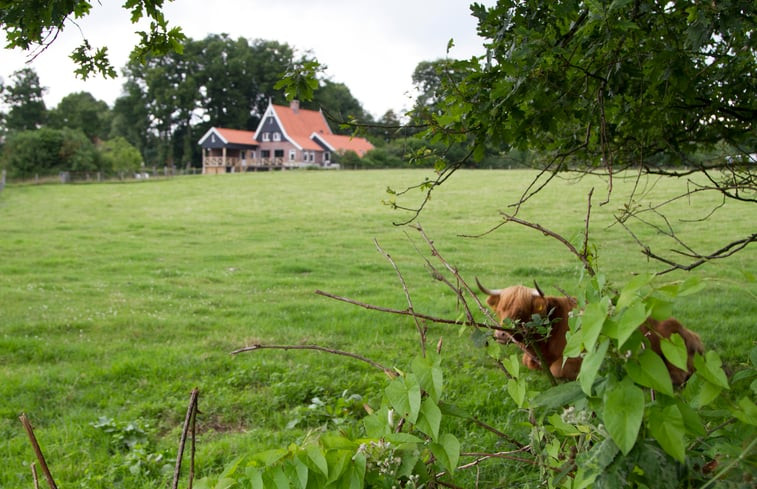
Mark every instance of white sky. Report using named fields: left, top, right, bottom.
left=1, top=0, right=493, bottom=119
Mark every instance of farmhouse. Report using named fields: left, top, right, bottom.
left=198, top=100, right=374, bottom=174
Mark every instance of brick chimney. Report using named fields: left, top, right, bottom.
left=290, top=100, right=300, bottom=113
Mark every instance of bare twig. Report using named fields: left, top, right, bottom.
left=231, top=344, right=396, bottom=376
left=31, top=463, right=40, bottom=489
left=172, top=388, right=199, bottom=489
left=19, top=414, right=57, bottom=489
left=498, top=213, right=595, bottom=277
left=375, top=238, right=427, bottom=356
left=313, top=289, right=508, bottom=333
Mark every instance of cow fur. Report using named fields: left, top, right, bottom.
left=482, top=284, right=704, bottom=385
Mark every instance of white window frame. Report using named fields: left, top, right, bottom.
left=289, top=150, right=296, bottom=161
left=324, top=151, right=331, bottom=163
left=262, top=132, right=270, bottom=142
left=273, top=132, right=281, bottom=142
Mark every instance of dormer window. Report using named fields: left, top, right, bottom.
left=272, top=132, right=281, bottom=142
left=262, top=132, right=270, bottom=142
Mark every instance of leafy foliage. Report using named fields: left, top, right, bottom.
left=0, top=0, right=186, bottom=79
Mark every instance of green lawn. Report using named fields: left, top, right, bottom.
left=1, top=170, right=754, bottom=487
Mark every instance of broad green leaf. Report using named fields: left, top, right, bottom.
left=603, top=378, right=644, bottom=455
left=363, top=408, right=390, bottom=438
left=677, top=276, right=706, bottom=296
left=245, top=467, right=263, bottom=489
left=563, top=327, right=583, bottom=358
left=531, top=381, right=584, bottom=409
left=683, top=373, right=722, bottom=408
left=501, top=353, right=521, bottom=379
left=250, top=448, right=288, bottom=467
left=412, top=354, right=443, bottom=403
left=647, top=297, right=673, bottom=320
left=384, top=432, right=424, bottom=446
left=548, top=413, right=580, bottom=436
left=580, top=338, right=610, bottom=395
left=625, top=348, right=674, bottom=397
left=385, top=374, right=422, bottom=424
left=613, top=301, right=647, bottom=348
left=416, top=397, right=442, bottom=440
left=676, top=399, right=706, bottom=436
left=580, top=297, right=610, bottom=352
left=430, top=433, right=460, bottom=473
left=616, top=273, right=653, bottom=311
left=320, top=434, right=356, bottom=451
left=507, top=378, right=527, bottom=408
left=660, top=333, right=688, bottom=371
left=306, top=444, right=328, bottom=477
left=293, top=458, right=308, bottom=489
left=325, top=450, right=352, bottom=484
left=734, top=397, right=757, bottom=426
left=648, top=404, right=686, bottom=462
left=693, top=351, right=730, bottom=389
left=437, top=400, right=469, bottom=418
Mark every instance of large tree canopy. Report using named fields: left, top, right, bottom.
left=408, top=0, right=756, bottom=271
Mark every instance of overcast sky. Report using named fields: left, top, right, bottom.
left=1, top=0, right=493, bottom=118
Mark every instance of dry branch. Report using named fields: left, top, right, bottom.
left=19, top=414, right=57, bottom=489
left=172, top=388, right=199, bottom=489
left=231, top=344, right=396, bottom=377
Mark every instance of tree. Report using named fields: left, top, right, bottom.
left=404, top=0, right=756, bottom=272
left=2, top=68, right=47, bottom=131
left=48, top=92, right=112, bottom=141
left=1, top=127, right=98, bottom=177
left=0, top=0, right=185, bottom=79
left=99, top=137, right=143, bottom=175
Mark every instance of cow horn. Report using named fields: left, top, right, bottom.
left=533, top=280, right=545, bottom=297
left=475, top=277, right=500, bottom=296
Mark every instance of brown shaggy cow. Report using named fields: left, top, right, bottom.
left=477, top=280, right=704, bottom=385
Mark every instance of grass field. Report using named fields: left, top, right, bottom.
left=1, top=169, right=754, bottom=487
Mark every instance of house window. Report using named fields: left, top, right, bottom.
left=262, top=132, right=270, bottom=141
left=261, top=150, right=270, bottom=158
left=324, top=152, right=331, bottom=163
left=274, top=149, right=284, bottom=158
left=241, top=151, right=246, bottom=160
left=289, top=150, right=296, bottom=161
left=211, top=134, right=216, bottom=143
left=273, top=132, right=281, bottom=142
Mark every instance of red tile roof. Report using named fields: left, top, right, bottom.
left=312, top=133, right=375, bottom=156
left=215, top=128, right=257, bottom=146
left=266, top=104, right=333, bottom=151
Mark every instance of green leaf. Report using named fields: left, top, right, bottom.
left=507, top=378, right=527, bottom=408
left=612, top=301, right=647, bottom=348
left=437, top=400, right=469, bottom=418
left=734, top=397, right=757, bottom=426
left=693, top=351, right=729, bottom=389
left=647, top=297, right=673, bottom=321
left=683, top=373, right=722, bottom=408
left=580, top=338, right=610, bottom=395
left=625, top=348, right=674, bottom=397
left=531, top=381, right=585, bottom=409
left=648, top=404, right=686, bottom=462
left=616, top=273, right=653, bottom=311
left=548, top=413, right=581, bottom=436
left=603, top=378, right=644, bottom=455
left=293, top=457, right=308, bottom=489
left=412, top=354, right=443, bottom=403
left=580, top=297, right=610, bottom=352
left=250, top=448, right=288, bottom=467
left=501, top=353, right=521, bottom=379
left=305, top=444, right=328, bottom=477
left=245, top=467, right=263, bottom=489
left=385, top=374, right=422, bottom=424
left=430, top=433, right=460, bottom=473
left=416, top=397, right=442, bottom=440
left=660, top=333, right=688, bottom=371
left=675, top=399, right=706, bottom=437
